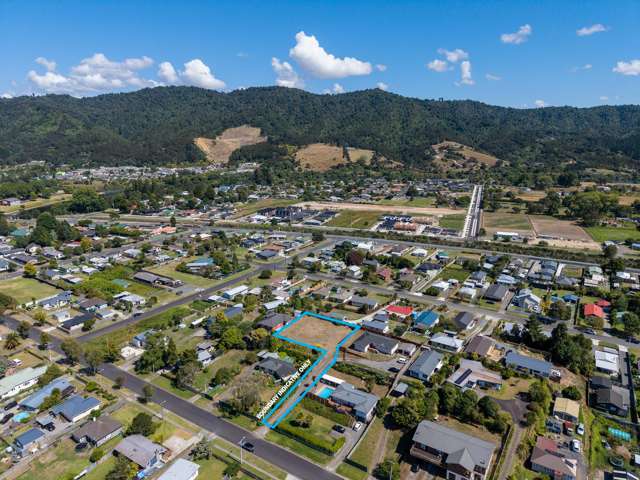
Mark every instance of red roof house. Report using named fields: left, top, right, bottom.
left=386, top=305, right=414, bottom=318
left=584, top=304, right=604, bottom=319
left=596, top=299, right=611, bottom=308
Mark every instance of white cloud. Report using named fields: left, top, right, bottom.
left=571, top=63, right=593, bottom=72
left=1, top=92, right=13, bottom=99
left=35, top=57, right=56, bottom=72
left=501, top=24, right=532, bottom=44
left=375, top=64, right=387, bottom=72
left=376, top=82, right=388, bottom=91
left=271, top=57, right=304, bottom=88
left=534, top=99, right=547, bottom=108
left=180, top=59, right=225, bottom=89
left=457, top=61, right=474, bottom=85
left=437, top=48, right=468, bottom=63
left=28, top=53, right=158, bottom=95
left=485, top=73, right=501, bottom=81
left=289, top=31, right=372, bottom=78
left=599, top=96, right=609, bottom=101
left=158, top=61, right=179, bottom=83
left=577, top=24, right=608, bottom=36
left=613, top=59, right=640, bottom=76
left=427, top=59, right=449, bottom=72
left=323, top=83, right=345, bottom=94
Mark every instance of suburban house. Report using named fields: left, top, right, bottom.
left=222, top=285, right=249, bottom=300
left=14, top=428, right=45, bottom=455
left=552, top=397, right=580, bottom=424
left=465, top=336, right=496, bottom=357
left=386, top=305, right=414, bottom=319
left=512, top=289, right=542, bottom=312
left=362, top=318, right=390, bottom=334
left=350, top=295, right=379, bottom=311
left=447, top=359, right=503, bottom=391
left=430, top=332, right=464, bottom=353
left=133, top=271, right=182, bottom=287
left=407, top=349, right=444, bottom=382
left=530, top=436, right=577, bottom=480
left=0, top=365, right=48, bottom=399
left=594, top=348, right=620, bottom=376
left=72, top=416, right=123, bottom=446
left=590, top=376, right=629, bottom=417
left=157, top=459, right=200, bottom=480
left=37, top=291, right=73, bottom=310
left=19, top=377, right=74, bottom=411
left=505, top=351, right=559, bottom=379
left=51, top=395, right=101, bottom=423
left=410, top=421, right=497, bottom=480
left=256, top=313, right=291, bottom=332
left=329, top=382, right=378, bottom=421
left=78, top=298, right=108, bottom=312
left=256, top=358, right=297, bottom=382
left=352, top=332, right=399, bottom=355
left=452, top=311, right=477, bottom=331
left=114, top=434, right=166, bottom=470
left=484, top=284, right=509, bottom=303
left=584, top=303, right=605, bottom=320
left=59, top=313, right=93, bottom=333
left=413, top=311, right=439, bottom=333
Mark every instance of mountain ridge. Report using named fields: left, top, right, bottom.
left=1, top=86, right=639, bottom=169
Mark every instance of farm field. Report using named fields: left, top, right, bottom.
left=1, top=278, right=61, bottom=304
left=482, top=212, right=532, bottom=231
left=438, top=213, right=466, bottom=230
left=585, top=226, right=640, bottom=242
left=529, top=215, right=593, bottom=241
left=0, top=193, right=71, bottom=213
left=296, top=201, right=460, bottom=216
left=375, top=197, right=436, bottom=207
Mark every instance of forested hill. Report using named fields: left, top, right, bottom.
left=1, top=86, right=639, bottom=169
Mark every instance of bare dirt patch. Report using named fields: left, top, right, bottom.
left=432, top=141, right=498, bottom=170
left=194, top=125, right=266, bottom=164
left=295, top=143, right=383, bottom=172
left=529, top=215, right=593, bottom=242
left=284, top=314, right=353, bottom=352
left=296, top=201, right=460, bottom=216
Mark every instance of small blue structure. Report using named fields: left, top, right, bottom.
left=608, top=427, right=631, bottom=441
left=413, top=311, right=440, bottom=329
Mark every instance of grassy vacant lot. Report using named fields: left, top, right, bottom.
left=147, top=260, right=217, bottom=288
left=336, top=462, right=368, bottom=480
left=233, top=198, right=297, bottom=218
left=327, top=210, right=384, bottom=229
left=0, top=193, right=71, bottom=214
left=151, top=374, right=194, bottom=399
left=482, top=212, right=531, bottom=230
left=439, top=213, right=466, bottom=230
left=375, top=197, right=435, bottom=207
left=1, top=278, right=60, bottom=304
left=348, top=417, right=384, bottom=472
left=436, top=264, right=470, bottom=283
left=212, top=438, right=286, bottom=479
left=585, top=226, right=640, bottom=242
left=265, top=429, right=332, bottom=465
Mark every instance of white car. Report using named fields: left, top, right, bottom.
left=397, top=357, right=408, bottom=364
left=353, top=422, right=363, bottom=432
left=570, top=439, right=582, bottom=453
left=576, top=423, right=584, bottom=436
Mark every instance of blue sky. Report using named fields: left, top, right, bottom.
left=1, top=0, right=638, bottom=106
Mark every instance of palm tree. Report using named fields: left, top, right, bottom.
left=5, top=332, right=21, bottom=350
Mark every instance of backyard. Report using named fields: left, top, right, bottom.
left=1, top=278, right=60, bottom=305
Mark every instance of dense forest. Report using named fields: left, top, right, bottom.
left=1, top=86, right=639, bottom=169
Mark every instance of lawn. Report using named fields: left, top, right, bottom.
left=348, top=416, right=384, bottom=472
left=327, top=210, right=384, bottom=229
left=16, top=438, right=94, bottom=480
left=585, top=226, right=640, bottom=242
left=212, top=438, right=286, bottom=479
left=1, top=278, right=60, bottom=304
left=336, top=463, right=368, bottom=480
left=82, top=456, right=117, bottom=480
left=482, top=212, right=532, bottom=230
left=436, top=264, right=470, bottom=283
left=439, top=214, right=466, bottom=230
left=375, top=197, right=436, bottom=207
left=147, top=260, right=219, bottom=288
left=265, top=429, right=332, bottom=465
left=151, top=374, right=195, bottom=399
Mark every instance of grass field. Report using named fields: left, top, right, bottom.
left=295, top=143, right=375, bottom=172
left=348, top=417, right=384, bottom=472
left=0, top=193, right=71, bottom=214
left=336, top=463, right=368, bottom=480
left=436, top=264, right=470, bottom=283
left=327, top=210, right=383, bottom=229
left=585, top=226, right=640, bottom=242
left=1, top=278, right=60, bottom=304
left=265, top=429, right=332, bottom=465
left=147, top=260, right=218, bottom=288
left=376, top=197, right=435, bottom=207
left=439, top=214, right=466, bottom=230
left=482, top=212, right=531, bottom=230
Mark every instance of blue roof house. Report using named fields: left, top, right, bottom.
left=20, top=377, right=73, bottom=411
left=14, top=428, right=44, bottom=453
left=413, top=311, right=440, bottom=332
left=51, top=395, right=100, bottom=422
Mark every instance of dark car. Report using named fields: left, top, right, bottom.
left=388, top=366, right=401, bottom=373
left=0, top=413, right=14, bottom=424
left=3, top=400, right=17, bottom=411
left=242, top=442, right=255, bottom=453
left=332, top=424, right=346, bottom=433
left=75, top=442, right=88, bottom=452
left=411, top=464, right=420, bottom=473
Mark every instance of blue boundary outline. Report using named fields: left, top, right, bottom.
left=260, top=311, right=361, bottom=429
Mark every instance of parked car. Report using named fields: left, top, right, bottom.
left=570, top=439, right=582, bottom=453
left=397, top=357, right=407, bottom=364
left=353, top=422, right=363, bottom=432
left=576, top=423, right=584, bottom=436
left=0, top=413, right=14, bottom=424
left=584, top=328, right=596, bottom=335
left=332, top=425, right=346, bottom=434
left=75, top=442, right=88, bottom=452
left=242, top=442, right=255, bottom=453
left=388, top=367, right=401, bottom=373
left=3, top=401, right=17, bottom=411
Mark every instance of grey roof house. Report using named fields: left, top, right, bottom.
left=72, top=416, right=123, bottom=446
left=407, top=349, right=444, bottom=382
left=351, top=332, right=399, bottom=355
left=330, top=382, right=378, bottom=421
left=114, top=434, right=166, bottom=470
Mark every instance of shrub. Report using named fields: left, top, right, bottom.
left=300, top=398, right=351, bottom=426
left=276, top=421, right=345, bottom=455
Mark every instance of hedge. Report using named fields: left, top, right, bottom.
left=300, top=398, right=352, bottom=426
left=276, top=421, right=346, bottom=455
